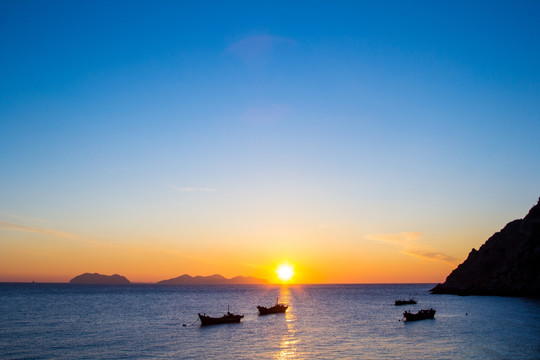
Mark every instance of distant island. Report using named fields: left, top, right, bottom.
left=69, top=273, right=130, bottom=284
left=67, top=273, right=268, bottom=285
left=431, top=197, right=540, bottom=297
left=157, top=274, right=268, bottom=285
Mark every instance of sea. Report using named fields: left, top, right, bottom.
left=1, top=283, right=539, bottom=359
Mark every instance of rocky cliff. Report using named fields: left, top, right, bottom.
left=69, top=273, right=130, bottom=284
left=431, top=198, right=540, bottom=296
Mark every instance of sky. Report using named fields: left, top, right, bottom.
left=1, top=0, right=539, bottom=284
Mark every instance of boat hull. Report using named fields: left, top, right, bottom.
left=257, top=304, right=288, bottom=315
left=403, top=309, right=436, bottom=322
left=395, top=299, right=417, bottom=306
left=198, top=312, right=244, bottom=326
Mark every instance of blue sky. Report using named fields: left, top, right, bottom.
left=1, top=1, right=539, bottom=282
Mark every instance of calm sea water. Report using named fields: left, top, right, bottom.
left=1, top=283, right=539, bottom=359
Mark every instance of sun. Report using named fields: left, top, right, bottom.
left=276, top=262, right=294, bottom=283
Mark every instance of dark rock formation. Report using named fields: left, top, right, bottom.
left=431, top=198, right=540, bottom=296
left=69, top=273, right=130, bottom=284
left=158, top=274, right=268, bottom=285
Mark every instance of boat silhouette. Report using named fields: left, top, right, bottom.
left=395, top=293, right=417, bottom=306
left=403, top=308, right=436, bottom=322
left=257, top=298, right=288, bottom=315
left=198, top=306, right=244, bottom=326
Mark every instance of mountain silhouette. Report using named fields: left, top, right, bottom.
left=157, top=274, right=268, bottom=285
left=69, top=273, right=130, bottom=284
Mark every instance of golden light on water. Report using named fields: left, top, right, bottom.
left=276, top=262, right=294, bottom=283
left=276, top=286, right=297, bottom=359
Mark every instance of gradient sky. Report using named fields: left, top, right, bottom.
left=1, top=0, right=539, bottom=283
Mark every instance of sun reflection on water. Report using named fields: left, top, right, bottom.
left=275, top=286, right=299, bottom=360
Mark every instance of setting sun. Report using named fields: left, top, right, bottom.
left=276, top=262, right=294, bottom=282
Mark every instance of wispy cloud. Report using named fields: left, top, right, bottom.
left=0, top=221, right=77, bottom=239
left=365, top=232, right=458, bottom=265
left=0, top=210, right=48, bottom=224
left=226, top=34, right=296, bottom=68
left=168, top=185, right=217, bottom=193
left=405, top=250, right=460, bottom=264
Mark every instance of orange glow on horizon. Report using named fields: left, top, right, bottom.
left=0, top=226, right=459, bottom=284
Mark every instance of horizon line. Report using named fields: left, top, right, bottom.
left=0, top=281, right=438, bottom=285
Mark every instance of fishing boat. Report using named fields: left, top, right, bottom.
left=394, top=298, right=417, bottom=306
left=198, top=307, right=244, bottom=326
left=257, top=298, right=288, bottom=315
left=395, top=294, right=417, bottom=306
left=403, top=308, right=436, bottom=322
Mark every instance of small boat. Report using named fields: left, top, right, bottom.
left=395, top=293, right=417, bottom=306
left=403, top=308, right=436, bottom=322
left=395, top=298, right=417, bottom=306
left=257, top=298, right=288, bottom=315
left=198, top=307, right=244, bottom=326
